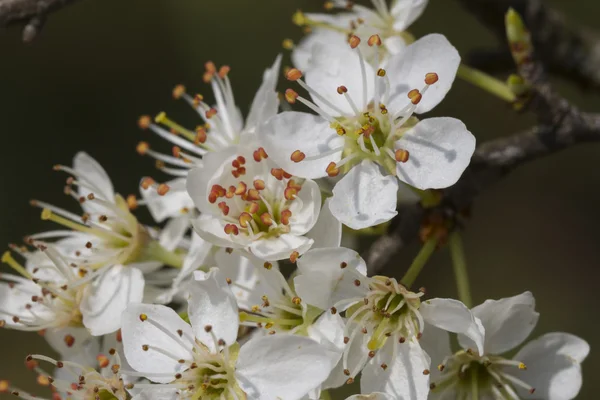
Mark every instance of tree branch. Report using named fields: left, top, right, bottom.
left=0, top=0, right=83, bottom=41
left=457, top=0, right=600, bottom=89
left=364, top=2, right=600, bottom=274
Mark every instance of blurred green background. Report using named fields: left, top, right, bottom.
left=0, top=0, right=598, bottom=398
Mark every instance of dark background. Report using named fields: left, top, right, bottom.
left=0, top=0, right=598, bottom=398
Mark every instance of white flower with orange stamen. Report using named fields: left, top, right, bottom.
left=134, top=56, right=282, bottom=223
left=424, top=292, right=588, bottom=400
left=292, top=0, right=428, bottom=70
left=292, top=247, right=484, bottom=399
left=120, top=267, right=334, bottom=400
left=1, top=349, right=131, bottom=400
left=261, top=33, right=475, bottom=230
left=186, top=143, right=337, bottom=261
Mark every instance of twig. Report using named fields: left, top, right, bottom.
left=0, top=0, right=83, bottom=41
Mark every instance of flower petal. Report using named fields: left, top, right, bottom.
left=288, top=178, right=322, bottom=235
left=420, top=298, right=485, bottom=356
left=512, top=333, right=589, bottom=400
left=248, top=234, right=313, bottom=262
left=141, top=178, right=194, bottom=223
left=305, top=45, right=375, bottom=114
left=361, top=338, right=430, bottom=400
left=158, top=214, right=190, bottom=251
left=121, top=303, right=193, bottom=383
left=192, top=214, right=247, bottom=248
left=214, top=249, right=262, bottom=310
left=81, top=265, right=145, bottom=336
left=245, top=54, right=282, bottom=132
left=386, top=34, right=460, bottom=113
left=395, top=117, right=475, bottom=190
left=186, top=148, right=237, bottom=213
left=345, top=393, right=395, bottom=400
left=418, top=323, right=451, bottom=383
left=73, top=152, right=115, bottom=207
left=260, top=111, right=343, bottom=179
left=132, top=388, right=180, bottom=400
left=294, top=247, right=368, bottom=310
left=329, top=161, right=398, bottom=229
left=292, top=28, right=348, bottom=71
left=390, top=0, right=429, bottom=31
left=45, top=327, right=98, bottom=359
left=189, top=267, right=239, bottom=348
left=306, top=198, right=342, bottom=249
left=459, top=291, right=539, bottom=355
left=236, top=335, right=333, bottom=400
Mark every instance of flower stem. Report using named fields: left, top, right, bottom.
left=320, top=390, right=332, bottom=400
left=449, top=231, right=472, bottom=308
left=145, top=240, right=184, bottom=269
left=457, top=64, right=516, bottom=103
left=401, top=237, right=438, bottom=287
left=471, top=364, right=479, bottom=399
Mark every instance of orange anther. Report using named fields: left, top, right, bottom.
left=395, top=149, right=410, bottom=163
left=281, top=209, right=292, bottom=225
left=253, top=179, right=266, bottom=190
left=126, top=195, right=138, bottom=210
left=224, top=224, right=239, bottom=235
left=260, top=213, right=273, bottom=226
left=138, top=115, right=151, bottom=130
left=63, top=334, right=75, bottom=348
left=290, top=251, right=300, bottom=263
left=172, top=84, right=186, bottom=99
left=377, top=68, right=386, bottom=77
left=326, top=162, right=340, bottom=177
left=218, top=66, right=231, bottom=78
left=239, top=212, right=253, bottom=228
left=237, top=156, right=246, bottom=165
left=284, top=187, right=298, bottom=200
left=368, top=34, right=382, bottom=46
left=349, top=35, right=361, bottom=49
left=425, top=72, right=439, bottom=85
left=218, top=202, right=230, bottom=216
left=337, top=86, right=348, bottom=94
left=205, top=61, right=217, bottom=74
left=205, top=108, right=218, bottom=119
left=157, top=184, right=170, bottom=196
left=97, top=354, right=110, bottom=368
left=235, top=182, right=247, bottom=195
left=291, top=150, right=306, bottom=163
left=141, top=177, right=155, bottom=190
left=254, top=147, right=268, bottom=162
left=248, top=202, right=259, bottom=214
left=247, top=189, right=261, bottom=201
left=286, top=68, right=303, bottom=81
left=136, top=141, right=149, bottom=155
left=271, top=168, right=284, bottom=180
left=195, top=127, right=207, bottom=144
left=287, top=179, right=302, bottom=191
left=408, top=89, right=422, bottom=104
left=285, top=88, right=299, bottom=104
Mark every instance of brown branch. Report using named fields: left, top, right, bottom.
left=457, top=0, right=600, bottom=90
left=364, top=3, right=600, bottom=275
left=0, top=0, right=83, bottom=41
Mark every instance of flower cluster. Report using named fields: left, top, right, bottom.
left=0, top=1, right=588, bottom=400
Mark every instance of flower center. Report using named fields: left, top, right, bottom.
left=431, top=350, right=536, bottom=399
left=209, top=149, right=304, bottom=241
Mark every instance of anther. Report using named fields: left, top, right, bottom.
left=63, top=334, right=75, bottom=347
left=340, top=262, right=348, bottom=268
left=286, top=68, right=303, bottom=81
left=337, top=86, right=348, bottom=94
left=395, top=149, right=410, bottom=163
left=285, top=89, right=299, bottom=104
left=423, top=369, right=430, bottom=375
left=408, top=89, right=422, bottom=104
left=331, top=307, right=337, bottom=314
left=380, top=363, right=388, bottom=370
left=139, top=314, right=148, bottom=322
left=377, top=68, right=386, bottom=77
left=343, top=369, right=350, bottom=376
left=326, top=162, right=340, bottom=177
left=205, top=108, right=217, bottom=119
left=348, top=35, right=361, bottom=48
left=282, top=39, right=294, bottom=50
left=425, top=72, right=439, bottom=85
left=368, top=34, right=382, bottom=46
left=172, top=84, right=186, bottom=99
left=204, top=325, right=213, bottom=333
left=263, top=262, right=273, bottom=270
left=368, top=351, right=375, bottom=358
left=291, top=296, right=301, bottom=305
left=290, top=251, right=300, bottom=263
left=138, top=115, right=151, bottom=130
left=291, top=150, right=306, bottom=163
left=354, top=279, right=361, bottom=286
left=343, top=336, right=350, bottom=344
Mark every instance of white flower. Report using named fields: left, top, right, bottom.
left=293, top=247, right=484, bottom=399
left=186, top=144, right=338, bottom=261
left=120, top=268, right=333, bottom=400
left=292, top=0, right=428, bottom=70
left=424, top=292, right=589, bottom=400
left=261, top=34, right=475, bottom=229
left=344, top=393, right=395, bottom=400
left=1, top=350, right=129, bottom=400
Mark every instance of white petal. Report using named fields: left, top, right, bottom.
left=288, top=178, right=322, bottom=235
left=245, top=54, right=282, bottom=132
left=417, top=323, right=451, bottom=383
left=189, top=267, right=239, bottom=347
left=395, top=117, right=475, bottom=190
left=294, top=247, right=368, bottom=310
left=248, top=234, right=314, bottom=262
left=236, top=335, right=333, bottom=400
left=192, top=215, right=246, bottom=249
left=121, top=304, right=193, bottom=383
left=132, top=388, right=180, bottom=400
left=260, top=111, right=343, bottom=179
left=305, top=45, right=375, bottom=114
left=459, top=291, right=539, bottom=355
left=420, top=298, right=485, bottom=356
left=81, top=265, right=145, bottom=336
left=158, top=214, right=190, bottom=251
left=390, top=0, right=429, bottom=31
left=292, top=29, right=348, bottom=71
left=186, top=149, right=237, bottom=213
left=214, top=249, right=262, bottom=310
left=141, top=178, right=194, bottom=223
left=45, top=327, right=97, bottom=358
left=386, top=34, right=460, bottom=113
left=330, top=161, right=398, bottom=229
left=73, top=151, right=114, bottom=205
left=345, top=394, right=395, bottom=400
left=306, top=198, right=342, bottom=249
left=513, top=333, right=589, bottom=400
left=361, top=338, right=430, bottom=400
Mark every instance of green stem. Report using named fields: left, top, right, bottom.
left=457, top=64, right=516, bottom=103
left=471, top=364, right=479, bottom=399
left=320, top=390, right=332, bottom=400
left=401, top=237, right=438, bottom=287
left=145, top=240, right=185, bottom=269
left=449, top=231, right=472, bottom=308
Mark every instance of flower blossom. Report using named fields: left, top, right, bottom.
left=120, top=268, right=333, bottom=400
left=424, top=292, right=589, bottom=400
left=186, top=144, right=339, bottom=261
left=292, top=0, right=428, bottom=70
left=261, top=34, right=475, bottom=229
left=134, top=56, right=281, bottom=223
left=293, top=247, right=484, bottom=399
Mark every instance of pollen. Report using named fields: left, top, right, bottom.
left=263, top=262, right=273, bottom=270
left=172, top=84, right=186, bottom=99
left=368, top=34, right=382, bottom=47
left=290, top=150, right=306, bottom=162
left=285, top=89, right=298, bottom=104
left=139, top=314, right=148, bottom=322
left=157, top=183, right=170, bottom=196
left=425, top=72, right=439, bottom=85
left=337, top=85, right=348, bottom=94
left=408, top=89, right=422, bottom=104
left=138, top=115, right=151, bottom=130
left=349, top=35, right=361, bottom=48
left=97, top=355, right=110, bottom=368
left=377, top=68, right=386, bottom=77
left=286, top=68, right=303, bottom=81
left=326, top=162, right=340, bottom=177
left=395, top=149, right=410, bottom=163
